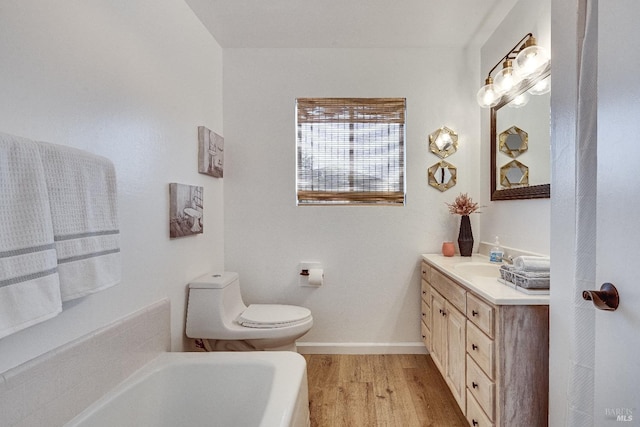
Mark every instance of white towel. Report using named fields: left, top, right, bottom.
left=513, top=256, right=550, bottom=272
left=37, top=142, right=121, bottom=301
left=0, top=133, right=62, bottom=339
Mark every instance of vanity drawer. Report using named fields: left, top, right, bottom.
left=431, top=269, right=466, bottom=313
left=421, top=279, right=431, bottom=306
left=467, top=293, right=494, bottom=338
left=467, top=355, right=495, bottom=421
left=421, top=300, right=431, bottom=326
left=467, top=321, right=494, bottom=379
left=421, top=262, right=431, bottom=283
left=466, top=390, right=495, bottom=427
left=421, top=320, right=431, bottom=350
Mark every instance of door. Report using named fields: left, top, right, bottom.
left=595, top=0, right=640, bottom=423
left=445, top=304, right=466, bottom=411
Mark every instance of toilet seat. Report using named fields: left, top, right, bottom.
left=238, top=304, right=312, bottom=329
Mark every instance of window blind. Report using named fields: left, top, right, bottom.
left=296, top=98, right=406, bottom=205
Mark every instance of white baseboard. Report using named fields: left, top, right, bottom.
left=296, top=342, right=428, bottom=355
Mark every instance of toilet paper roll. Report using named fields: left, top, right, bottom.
left=308, top=268, right=324, bottom=286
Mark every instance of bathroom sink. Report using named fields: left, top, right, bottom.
left=452, top=262, right=500, bottom=278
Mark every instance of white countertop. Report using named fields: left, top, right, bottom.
left=422, top=253, right=550, bottom=306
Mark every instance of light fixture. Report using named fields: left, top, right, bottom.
left=477, top=33, right=550, bottom=108
left=514, top=36, right=550, bottom=78
left=476, top=77, right=500, bottom=108
left=493, top=59, right=520, bottom=94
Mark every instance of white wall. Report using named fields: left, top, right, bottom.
left=223, top=48, right=481, bottom=347
left=0, top=0, right=223, bottom=373
left=478, top=0, right=551, bottom=255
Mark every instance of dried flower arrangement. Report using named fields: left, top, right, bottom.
left=446, top=193, right=483, bottom=216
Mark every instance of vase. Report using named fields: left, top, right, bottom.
left=458, top=215, right=474, bottom=257
left=442, top=241, right=455, bottom=257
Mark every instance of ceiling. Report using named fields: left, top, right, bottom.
left=185, top=0, right=520, bottom=49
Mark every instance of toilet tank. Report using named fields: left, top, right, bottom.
left=185, top=272, right=247, bottom=339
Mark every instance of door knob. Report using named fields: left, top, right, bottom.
left=582, top=283, right=619, bottom=311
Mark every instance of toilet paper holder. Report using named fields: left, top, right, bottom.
left=299, top=262, right=323, bottom=287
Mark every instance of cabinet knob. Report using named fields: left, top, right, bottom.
left=421, top=312, right=426, bottom=317
left=442, top=311, right=447, bottom=317
left=472, top=381, right=479, bottom=389
left=472, top=343, right=478, bottom=351
left=421, top=334, right=426, bottom=339
left=472, top=420, right=479, bottom=426
left=422, top=290, right=426, bottom=295
left=472, top=310, right=479, bottom=317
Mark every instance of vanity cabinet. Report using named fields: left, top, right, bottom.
left=420, top=259, right=549, bottom=427
left=420, top=263, right=432, bottom=351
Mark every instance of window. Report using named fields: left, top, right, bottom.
left=296, top=98, right=406, bottom=205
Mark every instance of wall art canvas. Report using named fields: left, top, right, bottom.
left=198, top=126, right=224, bottom=178
left=169, top=183, right=203, bottom=238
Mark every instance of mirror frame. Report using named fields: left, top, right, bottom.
left=490, top=63, right=551, bottom=201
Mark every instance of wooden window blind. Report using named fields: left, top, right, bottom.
left=296, top=98, right=406, bottom=205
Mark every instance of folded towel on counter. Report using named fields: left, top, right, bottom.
left=513, top=256, right=550, bottom=272
left=512, top=274, right=550, bottom=290
left=37, top=142, right=121, bottom=301
left=514, top=270, right=549, bottom=278
left=0, top=133, right=63, bottom=339
left=500, top=264, right=550, bottom=289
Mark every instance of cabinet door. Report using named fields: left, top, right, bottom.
left=446, top=303, right=467, bottom=412
left=430, top=290, right=447, bottom=375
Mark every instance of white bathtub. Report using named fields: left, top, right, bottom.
left=65, top=351, right=310, bottom=427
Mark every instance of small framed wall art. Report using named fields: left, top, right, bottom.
left=198, top=126, right=224, bottom=178
left=169, top=183, right=203, bottom=238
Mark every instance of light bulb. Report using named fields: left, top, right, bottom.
left=514, top=45, right=550, bottom=78
left=476, top=79, right=500, bottom=108
left=508, top=92, right=530, bottom=108
left=528, top=76, right=550, bottom=95
left=493, top=60, right=521, bottom=94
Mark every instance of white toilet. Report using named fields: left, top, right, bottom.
left=186, top=272, right=313, bottom=351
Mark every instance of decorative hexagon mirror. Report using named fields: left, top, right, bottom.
left=428, top=160, right=457, bottom=192
left=499, top=126, right=528, bottom=158
left=429, top=127, right=458, bottom=159
left=500, top=160, right=529, bottom=188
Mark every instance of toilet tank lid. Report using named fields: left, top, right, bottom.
left=189, top=272, right=239, bottom=289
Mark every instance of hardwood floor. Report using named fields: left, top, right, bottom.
left=304, top=354, right=468, bottom=427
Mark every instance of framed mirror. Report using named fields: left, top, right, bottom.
left=500, top=160, right=529, bottom=187
left=429, top=126, right=458, bottom=158
left=499, top=126, right=528, bottom=158
left=428, top=160, right=457, bottom=192
left=490, top=64, right=550, bottom=200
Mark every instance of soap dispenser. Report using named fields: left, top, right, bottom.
left=489, top=236, right=504, bottom=263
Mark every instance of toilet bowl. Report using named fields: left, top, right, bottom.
left=185, top=272, right=313, bottom=351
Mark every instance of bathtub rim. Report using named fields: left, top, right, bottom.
left=64, top=351, right=308, bottom=427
